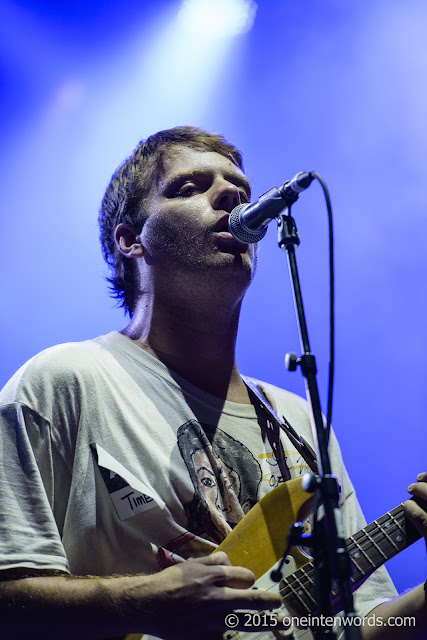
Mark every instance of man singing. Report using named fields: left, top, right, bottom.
left=0, top=126, right=426, bottom=639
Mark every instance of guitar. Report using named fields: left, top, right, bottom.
left=123, top=477, right=424, bottom=640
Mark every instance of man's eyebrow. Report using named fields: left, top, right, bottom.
left=159, top=170, right=202, bottom=191
left=160, top=169, right=251, bottom=198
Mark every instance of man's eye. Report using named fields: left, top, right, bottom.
left=177, top=184, right=198, bottom=197
left=240, top=191, right=250, bottom=203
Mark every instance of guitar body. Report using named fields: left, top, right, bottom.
left=123, top=478, right=314, bottom=640
left=216, top=477, right=313, bottom=579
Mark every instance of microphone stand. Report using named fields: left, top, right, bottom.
left=277, top=208, right=361, bottom=640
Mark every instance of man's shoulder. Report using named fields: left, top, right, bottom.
left=0, top=333, right=118, bottom=405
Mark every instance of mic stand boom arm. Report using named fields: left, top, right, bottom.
left=277, top=209, right=361, bottom=640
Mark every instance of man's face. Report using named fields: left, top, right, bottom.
left=139, top=146, right=257, bottom=283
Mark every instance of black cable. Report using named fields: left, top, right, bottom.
left=310, top=172, right=334, bottom=445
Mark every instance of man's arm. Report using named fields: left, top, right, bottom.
left=359, top=471, right=427, bottom=639
left=0, top=552, right=281, bottom=640
left=361, top=584, right=426, bottom=640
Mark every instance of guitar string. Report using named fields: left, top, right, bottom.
left=286, top=504, right=408, bottom=592
left=281, top=513, right=409, bottom=615
left=282, top=509, right=408, bottom=610
left=279, top=506, right=411, bottom=614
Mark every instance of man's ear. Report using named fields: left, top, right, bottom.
left=114, top=224, right=144, bottom=258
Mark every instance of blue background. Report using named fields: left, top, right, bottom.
left=1, top=0, right=426, bottom=596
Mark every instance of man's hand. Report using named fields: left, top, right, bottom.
left=127, top=551, right=282, bottom=640
left=404, top=471, right=427, bottom=541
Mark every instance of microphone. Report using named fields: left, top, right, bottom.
left=228, top=171, right=315, bottom=243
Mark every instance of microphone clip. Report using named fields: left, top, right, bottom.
left=277, top=210, right=300, bottom=250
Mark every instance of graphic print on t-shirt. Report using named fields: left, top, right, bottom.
left=176, top=420, right=263, bottom=543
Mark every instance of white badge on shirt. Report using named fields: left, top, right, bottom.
left=93, top=443, right=165, bottom=520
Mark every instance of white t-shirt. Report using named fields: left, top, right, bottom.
left=0, top=331, right=397, bottom=628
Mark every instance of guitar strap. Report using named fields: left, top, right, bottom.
left=243, top=376, right=319, bottom=475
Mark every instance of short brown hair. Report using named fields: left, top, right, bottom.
left=99, top=126, right=244, bottom=316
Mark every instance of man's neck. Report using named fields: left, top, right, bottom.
left=121, top=293, right=251, bottom=404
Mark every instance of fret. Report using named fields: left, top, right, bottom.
left=387, top=509, right=406, bottom=536
left=375, top=505, right=421, bottom=551
left=349, top=534, right=376, bottom=569
left=282, top=563, right=320, bottom=616
left=376, top=515, right=399, bottom=551
left=299, top=565, right=317, bottom=605
left=293, top=570, right=317, bottom=608
left=352, top=516, right=401, bottom=569
left=294, top=564, right=315, bottom=589
left=346, top=537, right=364, bottom=575
left=372, top=510, right=411, bottom=550
left=282, top=575, right=312, bottom=614
left=364, top=528, right=388, bottom=561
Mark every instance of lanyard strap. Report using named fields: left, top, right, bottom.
left=243, top=376, right=319, bottom=475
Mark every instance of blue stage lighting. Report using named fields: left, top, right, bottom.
left=178, top=0, right=257, bottom=38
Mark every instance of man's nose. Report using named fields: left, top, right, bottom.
left=212, top=181, right=241, bottom=213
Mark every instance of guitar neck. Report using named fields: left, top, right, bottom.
left=280, top=500, right=424, bottom=617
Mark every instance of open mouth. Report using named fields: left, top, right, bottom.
left=212, top=213, right=232, bottom=234
left=213, top=232, right=249, bottom=253
left=211, top=214, right=249, bottom=252
left=212, top=213, right=249, bottom=253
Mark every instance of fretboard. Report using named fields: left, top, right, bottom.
left=280, top=499, right=424, bottom=617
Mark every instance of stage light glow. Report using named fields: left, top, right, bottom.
left=178, top=0, right=257, bottom=39
left=98, top=0, right=254, bottom=135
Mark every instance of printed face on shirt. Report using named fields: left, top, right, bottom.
left=177, top=420, right=262, bottom=542
left=192, top=449, right=243, bottom=527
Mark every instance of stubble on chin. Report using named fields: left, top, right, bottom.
left=144, top=216, right=258, bottom=281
